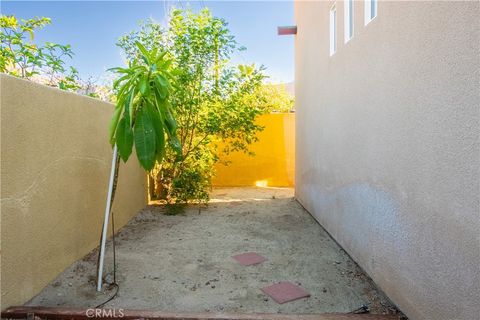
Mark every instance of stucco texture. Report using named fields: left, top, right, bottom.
left=0, top=75, right=146, bottom=309
left=213, top=113, right=295, bottom=187
left=295, top=1, right=479, bottom=320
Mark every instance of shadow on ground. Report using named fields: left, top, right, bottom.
left=27, top=187, right=399, bottom=315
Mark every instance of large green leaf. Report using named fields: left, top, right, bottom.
left=169, top=135, right=182, bottom=156
left=134, top=107, right=156, bottom=170
left=135, top=41, right=151, bottom=64
left=112, top=73, right=130, bottom=88
left=154, top=51, right=167, bottom=65
left=108, top=106, right=123, bottom=146
left=146, top=101, right=166, bottom=162
left=116, top=76, right=136, bottom=108
left=116, top=113, right=134, bottom=162
left=156, top=74, right=168, bottom=88
left=164, top=106, right=178, bottom=135
left=138, top=75, right=150, bottom=96
left=154, top=77, right=167, bottom=99
left=128, top=91, right=136, bottom=127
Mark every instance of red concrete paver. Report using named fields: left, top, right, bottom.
left=261, top=281, right=311, bottom=304
left=232, top=252, right=267, bottom=266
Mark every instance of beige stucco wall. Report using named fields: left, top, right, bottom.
left=295, top=1, right=479, bottom=320
left=1, top=74, right=146, bottom=308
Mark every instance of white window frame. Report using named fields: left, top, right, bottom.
left=329, top=3, right=337, bottom=56
left=364, top=0, right=377, bottom=25
left=344, top=0, right=354, bottom=43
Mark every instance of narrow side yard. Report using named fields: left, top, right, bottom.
left=27, top=188, right=398, bottom=315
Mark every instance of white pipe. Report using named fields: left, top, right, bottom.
left=97, top=145, right=118, bottom=291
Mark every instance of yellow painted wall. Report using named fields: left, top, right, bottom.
left=0, top=75, right=146, bottom=309
left=213, top=113, right=295, bottom=187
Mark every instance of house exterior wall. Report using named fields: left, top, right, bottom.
left=294, top=1, right=479, bottom=320
left=213, top=113, right=295, bottom=187
left=1, top=75, right=147, bottom=308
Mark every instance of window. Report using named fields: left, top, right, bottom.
left=364, top=0, right=377, bottom=25
left=330, top=3, right=337, bottom=56
left=344, top=0, right=354, bottom=42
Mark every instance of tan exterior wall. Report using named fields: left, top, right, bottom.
left=212, top=113, right=295, bottom=187
left=295, top=1, right=479, bottom=320
left=1, top=75, right=146, bottom=308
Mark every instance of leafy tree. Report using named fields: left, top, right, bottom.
left=249, top=84, right=294, bottom=113
left=0, top=15, right=118, bottom=101
left=118, top=9, right=268, bottom=206
left=1, top=15, right=50, bottom=78
left=0, top=15, right=81, bottom=91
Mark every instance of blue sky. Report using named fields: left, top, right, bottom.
left=2, top=1, right=294, bottom=84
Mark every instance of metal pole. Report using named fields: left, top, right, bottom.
left=97, top=145, right=118, bottom=291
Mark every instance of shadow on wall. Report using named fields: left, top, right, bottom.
left=298, top=182, right=406, bottom=269
left=297, top=177, right=480, bottom=320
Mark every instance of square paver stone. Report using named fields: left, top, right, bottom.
left=260, top=281, right=311, bottom=304
left=232, top=252, right=267, bottom=266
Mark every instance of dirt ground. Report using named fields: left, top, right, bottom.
left=27, top=187, right=399, bottom=315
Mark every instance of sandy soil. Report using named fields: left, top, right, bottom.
left=27, top=187, right=400, bottom=315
